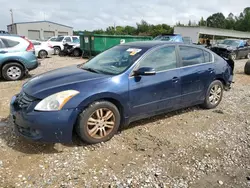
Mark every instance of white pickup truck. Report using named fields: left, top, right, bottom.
left=48, top=36, right=79, bottom=55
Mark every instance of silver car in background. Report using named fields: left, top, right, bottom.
left=31, top=40, right=54, bottom=59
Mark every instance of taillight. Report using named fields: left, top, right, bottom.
left=26, top=42, right=34, bottom=52
left=21, top=36, right=34, bottom=52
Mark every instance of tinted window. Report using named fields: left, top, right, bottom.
left=31, top=41, right=41, bottom=45
left=64, top=37, right=71, bottom=42
left=1, top=38, right=19, bottom=48
left=179, top=46, right=204, bottom=66
left=55, top=36, right=64, bottom=42
left=139, top=46, right=177, bottom=71
left=204, top=51, right=212, bottom=62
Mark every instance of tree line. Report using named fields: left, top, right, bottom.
left=74, top=7, right=250, bottom=37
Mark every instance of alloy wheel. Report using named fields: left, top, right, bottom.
left=7, top=66, right=21, bottom=79
left=86, top=108, right=115, bottom=139
left=209, top=85, right=222, bottom=105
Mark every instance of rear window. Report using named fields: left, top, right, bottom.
left=1, top=38, right=20, bottom=48
left=179, top=46, right=205, bottom=66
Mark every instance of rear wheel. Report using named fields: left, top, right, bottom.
left=244, top=60, right=250, bottom=75
left=76, top=101, right=120, bottom=144
left=2, top=63, right=25, bottom=81
left=201, top=80, right=223, bottom=109
left=38, top=50, right=47, bottom=59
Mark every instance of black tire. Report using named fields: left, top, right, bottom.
left=244, top=60, right=250, bottom=75
left=246, top=52, right=250, bottom=59
left=76, top=101, right=121, bottom=144
left=201, top=80, right=224, bottom=109
left=230, top=52, right=237, bottom=60
left=54, top=47, right=61, bottom=55
left=38, top=50, right=47, bottom=59
left=73, top=49, right=81, bottom=57
left=2, top=62, right=25, bottom=81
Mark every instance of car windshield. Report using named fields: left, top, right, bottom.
left=81, top=45, right=147, bottom=75
left=221, top=40, right=240, bottom=47
left=55, top=36, right=64, bottom=42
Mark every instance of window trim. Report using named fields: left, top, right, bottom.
left=129, top=44, right=179, bottom=77
left=0, top=39, right=5, bottom=48
left=177, top=45, right=214, bottom=68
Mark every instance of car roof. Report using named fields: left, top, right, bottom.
left=121, top=41, right=183, bottom=48
left=120, top=41, right=206, bottom=50
left=0, top=34, right=21, bottom=37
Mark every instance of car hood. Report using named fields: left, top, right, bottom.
left=213, top=44, right=236, bottom=51
left=22, top=65, right=111, bottom=99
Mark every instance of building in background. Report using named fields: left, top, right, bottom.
left=174, top=26, right=250, bottom=44
left=7, top=21, right=73, bottom=40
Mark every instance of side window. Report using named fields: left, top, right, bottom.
left=138, top=46, right=177, bottom=72
left=204, top=50, right=212, bottom=62
left=1, top=38, right=19, bottom=48
left=179, top=46, right=205, bottom=66
left=64, top=37, right=71, bottom=42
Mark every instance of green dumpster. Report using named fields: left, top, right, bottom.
left=80, top=34, right=152, bottom=57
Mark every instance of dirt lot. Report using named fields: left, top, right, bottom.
left=0, top=56, right=250, bottom=188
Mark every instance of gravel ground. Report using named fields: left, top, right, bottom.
left=0, top=56, right=250, bottom=188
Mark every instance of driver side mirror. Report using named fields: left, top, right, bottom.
left=134, top=67, right=156, bottom=76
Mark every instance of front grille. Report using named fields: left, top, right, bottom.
left=16, top=91, right=35, bottom=108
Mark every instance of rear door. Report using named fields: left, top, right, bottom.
left=129, top=45, right=181, bottom=117
left=178, top=45, right=215, bottom=106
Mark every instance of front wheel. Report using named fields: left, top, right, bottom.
left=73, top=49, right=81, bottom=57
left=76, top=101, right=121, bottom=144
left=54, top=47, right=61, bottom=55
left=201, top=80, right=223, bottom=109
left=230, top=52, right=237, bottom=60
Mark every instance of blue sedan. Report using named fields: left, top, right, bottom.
left=10, top=41, right=234, bottom=144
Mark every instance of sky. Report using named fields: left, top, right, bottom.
left=0, top=0, right=249, bottom=31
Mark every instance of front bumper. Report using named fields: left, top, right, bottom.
left=10, top=95, right=79, bottom=143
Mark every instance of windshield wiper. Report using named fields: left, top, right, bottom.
left=81, top=67, right=100, bottom=73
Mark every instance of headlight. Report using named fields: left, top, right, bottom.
left=34, top=90, right=79, bottom=111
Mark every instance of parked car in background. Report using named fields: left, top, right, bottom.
left=59, top=42, right=82, bottom=57
left=0, top=34, right=38, bottom=81
left=10, top=41, right=233, bottom=144
left=31, top=40, right=54, bottom=59
left=153, top=34, right=184, bottom=42
left=49, top=36, right=80, bottom=55
left=210, top=39, right=250, bottom=60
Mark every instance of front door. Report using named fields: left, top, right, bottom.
left=129, top=45, right=181, bottom=118
left=178, top=45, right=215, bottom=106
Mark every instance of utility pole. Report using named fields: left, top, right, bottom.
left=10, top=9, right=14, bottom=25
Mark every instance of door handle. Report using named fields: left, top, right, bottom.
left=208, top=68, right=214, bottom=74
left=172, top=77, right=179, bottom=83
left=0, top=51, right=7, bottom=54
